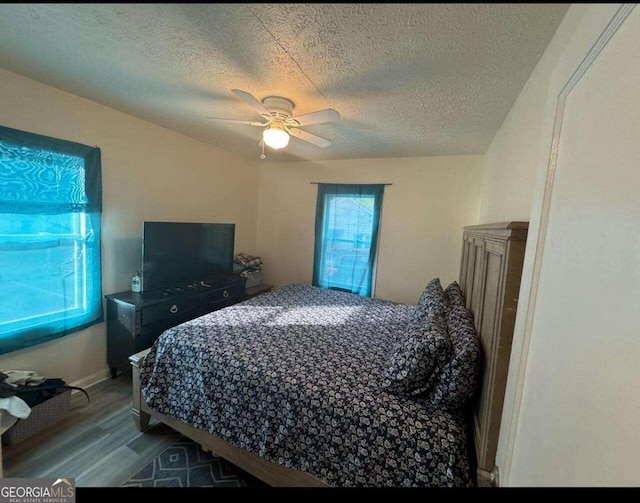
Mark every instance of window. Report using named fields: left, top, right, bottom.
left=0, top=125, right=103, bottom=355
left=312, top=184, right=385, bottom=297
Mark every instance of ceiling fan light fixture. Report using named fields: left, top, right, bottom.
left=263, top=123, right=290, bottom=149
left=213, top=89, right=337, bottom=153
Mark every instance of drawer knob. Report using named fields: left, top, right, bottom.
left=223, top=290, right=229, bottom=298
left=170, top=304, right=178, bottom=314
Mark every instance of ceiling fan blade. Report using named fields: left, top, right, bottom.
left=287, top=108, right=340, bottom=127
left=204, top=117, right=266, bottom=126
left=231, top=89, right=272, bottom=119
left=289, top=128, right=331, bottom=148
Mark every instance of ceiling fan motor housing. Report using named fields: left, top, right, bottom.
left=262, top=96, right=294, bottom=121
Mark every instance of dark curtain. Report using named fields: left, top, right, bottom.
left=0, top=125, right=103, bottom=355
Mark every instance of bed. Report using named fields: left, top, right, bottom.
left=130, top=222, right=528, bottom=487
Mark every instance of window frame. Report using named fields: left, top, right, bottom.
left=0, top=213, right=90, bottom=336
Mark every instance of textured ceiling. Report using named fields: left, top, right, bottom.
left=0, top=4, right=569, bottom=162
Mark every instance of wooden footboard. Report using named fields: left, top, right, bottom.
left=130, top=349, right=151, bottom=432
left=129, top=350, right=327, bottom=487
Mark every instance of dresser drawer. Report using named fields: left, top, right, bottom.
left=141, top=294, right=201, bottom=326
left=203, top=282, right=244, bottom=305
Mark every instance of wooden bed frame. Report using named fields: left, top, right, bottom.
left=130, top=221, right=528, bottom=487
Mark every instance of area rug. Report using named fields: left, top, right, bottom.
left=122, top=436, right=265, bottom=487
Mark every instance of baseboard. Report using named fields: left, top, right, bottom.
left=68, top=368, right=111, bottom=393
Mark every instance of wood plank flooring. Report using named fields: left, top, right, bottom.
left=2, top=374, right=180, bottom=487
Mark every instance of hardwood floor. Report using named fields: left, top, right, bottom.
left=2, top=374, right=180, bottom=487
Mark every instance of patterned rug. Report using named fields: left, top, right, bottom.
left=122, top=436, right=265, bottom=487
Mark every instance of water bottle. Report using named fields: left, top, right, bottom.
left=132, top=271, right=142, bottom=293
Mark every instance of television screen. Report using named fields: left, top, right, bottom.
left=142, top=222, right=235, bottom=292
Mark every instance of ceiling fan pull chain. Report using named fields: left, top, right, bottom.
left=260, top=142, right=266, bottom=160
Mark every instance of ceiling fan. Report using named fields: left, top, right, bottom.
left=207, top=89, right=340, bottom=158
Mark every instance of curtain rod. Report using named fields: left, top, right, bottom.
left=310, top=182, right=392, bottom=186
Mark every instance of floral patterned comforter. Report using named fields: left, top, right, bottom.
left=139, top=284, right=473, bottom=487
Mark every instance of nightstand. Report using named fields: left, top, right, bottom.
left=245, top=283, right=273, bottom=299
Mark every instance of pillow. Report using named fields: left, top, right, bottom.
left=412, top=277, right=447, bottom=324
left=423, top=304, right=481, bottom=410
left=381, top=310, right=452, bottom=397
left=444, top=281, right=466, bottom=310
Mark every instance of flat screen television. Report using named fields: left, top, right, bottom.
left=141, top=221, right=235, bottom=292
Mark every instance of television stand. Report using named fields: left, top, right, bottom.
left=105, top=274, right=246, bottom=378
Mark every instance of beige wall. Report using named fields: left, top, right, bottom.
left=477, top=61, right=553, bottom=223
left=256, top=155, right=482, bottom=305
left=0, top=69, right=259, bottom=385
left=477, top=5, right=575, bottom=224
left=479, top=4, right=640, bottom=486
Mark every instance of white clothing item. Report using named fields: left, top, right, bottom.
left=0, top=396, right=31, bottom=420
left=1, top=370, right=46, bottom=387
left=0, top=410, right=18, bottom=432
